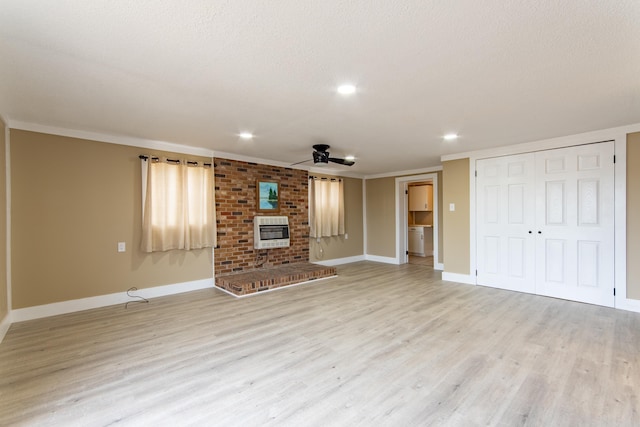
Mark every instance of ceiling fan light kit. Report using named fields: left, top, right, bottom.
left=312, top=148, right=329, bottom=165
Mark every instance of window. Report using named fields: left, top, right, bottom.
left=309, top=176, right=345, bottom=238
left=140, top=157, right=216, bottom=252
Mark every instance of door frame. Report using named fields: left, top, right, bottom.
left=395, top=173, right=441, bottom=269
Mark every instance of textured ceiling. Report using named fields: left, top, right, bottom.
left=1, top=0, right=639, bottom=175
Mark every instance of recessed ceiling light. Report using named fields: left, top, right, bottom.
left=345, top=155, right=355, bottom=161
left=239, top=132, right=254, bottom=140
left=443, top=133, right=458, bottom=141
left=337, top=84, right=357, bottom=95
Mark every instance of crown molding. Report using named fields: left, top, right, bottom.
left=4, top=119, right=368, bottom=178
left=441, top=122, right=640, bottom=162
left=7, top=119, right=215, bottom=157
left=4, top=118, right=452, bottom=180
left=212, top=150, right=302, bottom=169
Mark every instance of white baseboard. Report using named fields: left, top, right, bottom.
left=0, top=312, right=11, bottom=343
left=313, top=255, right=366, bottom=266
left=365, top=254, right=399, bottom=264
left=616, top=297, right=640, bottom=313
left=441, top=272, right=476, bottom=285
left=11, top=278, right=214, bottom=323
left=133, top=279, right=214, bottom=299
left=434, top=262, right=444, bottom=271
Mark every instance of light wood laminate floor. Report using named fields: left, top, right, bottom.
left=1, top=261, right=639, bottom=426
left=409, top=255, right=434, bottom=266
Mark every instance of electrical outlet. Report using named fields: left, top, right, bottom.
left=117, top=242, right=126, bottom=252
left=344, top=233, right=349, bottom=240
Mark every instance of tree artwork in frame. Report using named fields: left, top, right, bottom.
left=256, top=180, right=280, bottom=212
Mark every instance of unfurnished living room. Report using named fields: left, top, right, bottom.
left=1, top=1, right=640, bottom=426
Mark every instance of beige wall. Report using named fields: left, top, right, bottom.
left=365, top=177, right=396, bottom=258
left=627, top=132, right=640, bottom=300
left=309, top=176, right=364, bottom=262
left=0, top=118, right=7, bottom=321
left=10, top=130, right=213, bottom=309
left=442, top=158, right=470, bottom=275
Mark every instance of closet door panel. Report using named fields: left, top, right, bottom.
left=476, top=153, right=536, bottom=293
left=534, top=142, right=614, bottom=307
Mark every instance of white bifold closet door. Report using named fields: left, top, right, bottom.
left=476, top=153, right=536, bottom=293
left=476, top=142, right=615, bottom=307
left=534, top=143, right=615, bottom=306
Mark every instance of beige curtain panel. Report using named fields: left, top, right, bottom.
left=141, top=157, right=216, bottom=252
left=309, top=177, right=345, bottom=238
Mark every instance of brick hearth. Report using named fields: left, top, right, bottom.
left=215, top=262, right=336, bottom=296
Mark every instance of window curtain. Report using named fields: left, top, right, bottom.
left=141, top=157, right=216, bottom=252
left=309, top=177, right=345, bottom=238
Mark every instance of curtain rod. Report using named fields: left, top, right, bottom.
left=309, top=176, right=341, bottom=181
left=139, top=155, right=214, bottom=167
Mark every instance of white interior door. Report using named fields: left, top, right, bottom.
left=476, top=153, right=536, bottom=293
left=534, top=142, right=615, bottom=307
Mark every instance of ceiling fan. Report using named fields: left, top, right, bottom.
left=292, top=144, right=355, bottom=167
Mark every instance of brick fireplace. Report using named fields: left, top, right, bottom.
left=213, top=158, right=334, bottom=295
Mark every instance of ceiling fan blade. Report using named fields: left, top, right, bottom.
left=328, top=157, right=355, bottom=166
left=289, top=158, right=312, bottom=166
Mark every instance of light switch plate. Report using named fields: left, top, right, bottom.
left=117, top=242, right=126, bottom=252
left=449, top=203, right=455, bottom=211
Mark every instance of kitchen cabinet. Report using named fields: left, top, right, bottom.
left=409, top=185, right=432, bottom=211
left=408, top=226, right=424, bottom=255
left=408, top=226, right=433, bottom=256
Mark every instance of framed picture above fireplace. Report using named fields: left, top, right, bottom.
left=256, top=180, right=279, bottom=212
